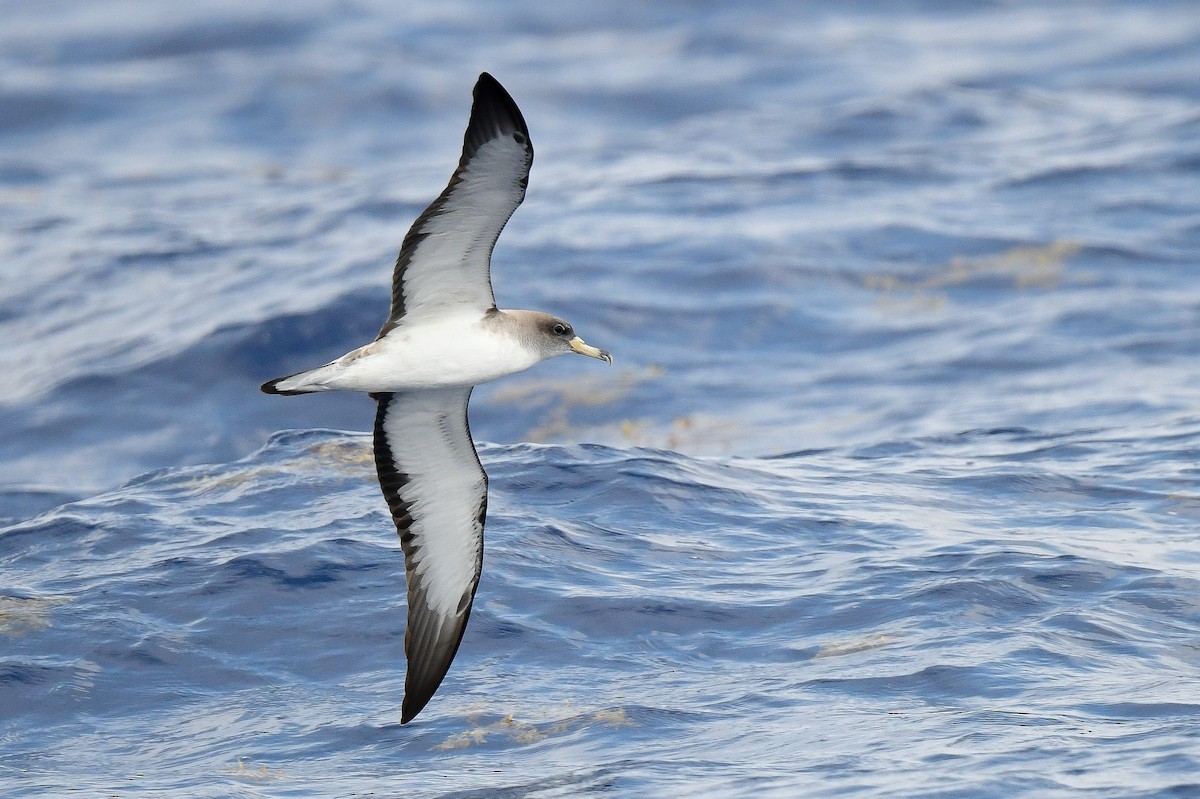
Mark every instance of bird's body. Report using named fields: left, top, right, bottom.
left=261, top=73, right=610, bottom=723
left=264, top=309, right=567, bottom=394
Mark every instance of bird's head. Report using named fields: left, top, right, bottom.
left=518, top=311, right=612, bottom=365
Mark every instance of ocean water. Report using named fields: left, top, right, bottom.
left=3, top=1, right=1200, bottom=796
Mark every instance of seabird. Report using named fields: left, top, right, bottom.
left=261, top=73, right=611, bottom=723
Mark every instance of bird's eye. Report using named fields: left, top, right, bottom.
left=553, top=323, right=569, bottom=336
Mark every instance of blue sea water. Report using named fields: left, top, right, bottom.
left=3, top=1, right=1200, bottom=796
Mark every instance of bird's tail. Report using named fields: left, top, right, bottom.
left=260, top=366, right=333, bottom=395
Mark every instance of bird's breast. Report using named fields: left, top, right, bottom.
left=328, top=317, right=541, bottom=392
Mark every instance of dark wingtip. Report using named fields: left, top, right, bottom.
left=463, top=72, right=530, bottom=160
left=397, top=592, right=480, bottom=725
left=401, top=658, right=456, bottom=724
left=400, top=692, right=427, bottom=725
left=398, top=627, right=467, bottom=725
left=400, top=654, right=450, bottom=723
left=474, top=72, right=506, bottom=99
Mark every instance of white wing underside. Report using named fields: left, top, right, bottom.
left=379, top=74, right=533, bottom=334
left=373, top=387, right=487, bottom=723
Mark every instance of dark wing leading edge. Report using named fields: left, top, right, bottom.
left=372, top=388, right=488, bottom=723
left=378, top=73, right=534, bottom=337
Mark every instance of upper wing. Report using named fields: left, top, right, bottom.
left=372, top=388, right=487, bottom=723
left=378, top=73, right=533, bottom=336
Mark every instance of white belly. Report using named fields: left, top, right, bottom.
left=299, top=314, right=543, bottom=393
